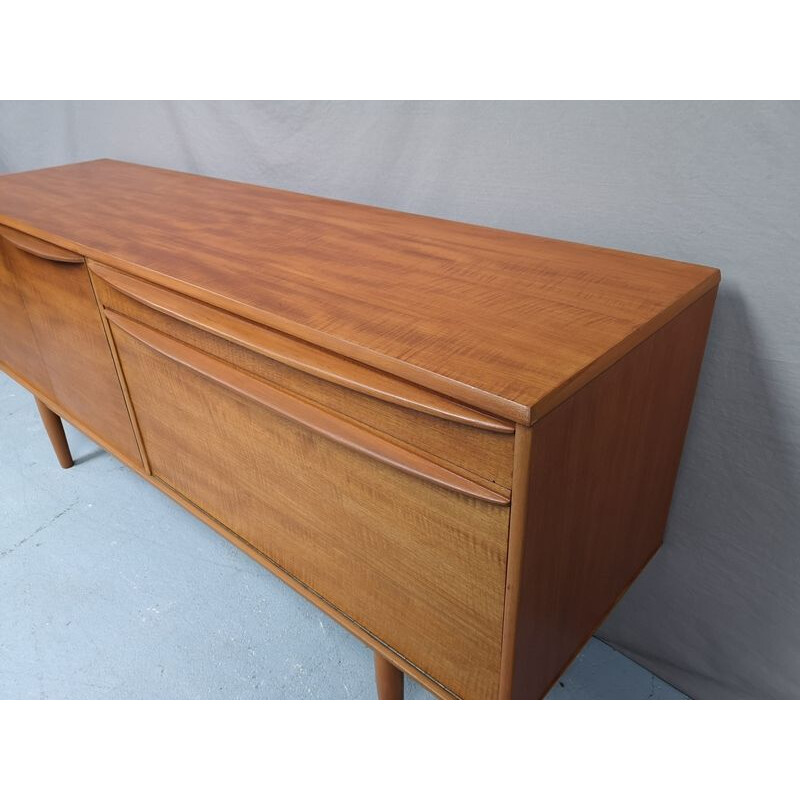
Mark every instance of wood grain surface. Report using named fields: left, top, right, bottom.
left=0, top=360, right=458, bottom=700
left=505, top=288, right=717, bottom=698
left=106, top=311, right=510, bottom=506
left=109, top=318, right=511, bottom=699
left=0, top=225, right=84, bottom=263
left=0, top=242, right=52, bottom=395
left=0, top=160, right=720, bottom=424
left=89, top=260, right=514, bottom=432
left=92, top=268, right=515, bottom=490
left=0, top=227, right=141, bottom=465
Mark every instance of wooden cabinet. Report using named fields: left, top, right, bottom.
left=0, top=160, right=720, bottom=699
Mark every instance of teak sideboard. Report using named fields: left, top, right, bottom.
left=0, top=160, right=719, bottom=699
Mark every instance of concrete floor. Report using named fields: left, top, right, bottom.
left=0, top=372, right=686, bottom=700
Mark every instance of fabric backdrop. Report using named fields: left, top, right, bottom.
left=1, top=100, right=798, bottom=699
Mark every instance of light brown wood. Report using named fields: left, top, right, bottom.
left=34, top=398, right=73, bottom=469
left=374, top=652, right=404, bottom=700
left=0, top=227, right=142, bottom=466
left=94, top=298, right=153, bottom=476
left=0, top=243, right=52, bottom=395
left=498, top=422, right=533, bottom=698
left=0, top=160, right=721, bottom=700
left=106, top=310, right=509, bottom=506
left=504, top=288, right=717, bottom=698
left=3, top=350, right=456, bottom=699
left=108, top=316, right=510, bottom=699
left=93, top=270, right=515, bottom=490
left=0, top=225, right=84, bottom=263
left=0, top=159, right=719, bottom=424
left=146, top=467, right=457, bottom=699
left=89, top=260, right=513, bottom=432
left=0, top=360, right=149, bottom=475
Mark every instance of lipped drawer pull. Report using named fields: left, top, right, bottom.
left=0, top=226, right=84, bottom=264
left=90, top=261, right=514, bottom=433
left=106, top=311, right=511, bottom=507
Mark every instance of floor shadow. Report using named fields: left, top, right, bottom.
left=72, top=447, right=106, bottom=466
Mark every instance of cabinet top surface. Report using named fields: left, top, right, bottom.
left=0, top=159, right=719, bottom=424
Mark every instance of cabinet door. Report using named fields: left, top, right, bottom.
left=0, top=228, right=141, bottom=465
left=0, top=243, right=51, bottom=394
left=109, top=311, right=510, bottom=699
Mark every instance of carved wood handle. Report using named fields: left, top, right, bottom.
left=90, top=260, right=514, bottom=433
left=0, top=226, right=83, bottom=263
left=107, top=310, right=511, bottom=506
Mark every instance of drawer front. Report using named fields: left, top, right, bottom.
left=90, top=261, right=515, bottom=491
left=0, top=228, right=141, bottom=465
left=108, top=312, right=510, bottom=699
left=0, top=242, right=51, bottom=393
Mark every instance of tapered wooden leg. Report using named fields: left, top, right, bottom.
left=374, top=652, right=404, bottom=700
left=35, top=398, right=73, bottom=469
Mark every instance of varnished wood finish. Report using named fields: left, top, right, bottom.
left=506, top=289, right=717, bottom=698
left=0, top=160, right=721, bottom=699
left=34, top=398, right=73, bottom=469
left=94, top=301, right=153, bottom=476
left=93, top=271, right=514, bottom=490
left=0, top=227, right=141, bottom=466
left=0, top=243, right=52, bottom=395
left=5, top=349, right=457, bottom=699
left=0, top=160, right=719, bottom=424
left=109, top=318, right=510, bottom=699
left=107, top=310, right=509, bottom=506
left=374, top=652, right=405, bottom=700
left=498, top=422, right=533, bottom=698
left=144, top=464, right=457, bottom=699
left=0, top=359, right=149, bottom=475
left=90, top=261, right=514, bottom=433
left=0, top=226, right=84, bottom=263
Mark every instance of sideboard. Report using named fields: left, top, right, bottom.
left=0, top=160, right=719, bottom=699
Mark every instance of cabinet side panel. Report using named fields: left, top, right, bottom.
left=510, top=288, right=717, bottom=699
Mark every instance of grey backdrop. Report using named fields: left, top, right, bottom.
left=1, top=101, right=798, bottom=699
